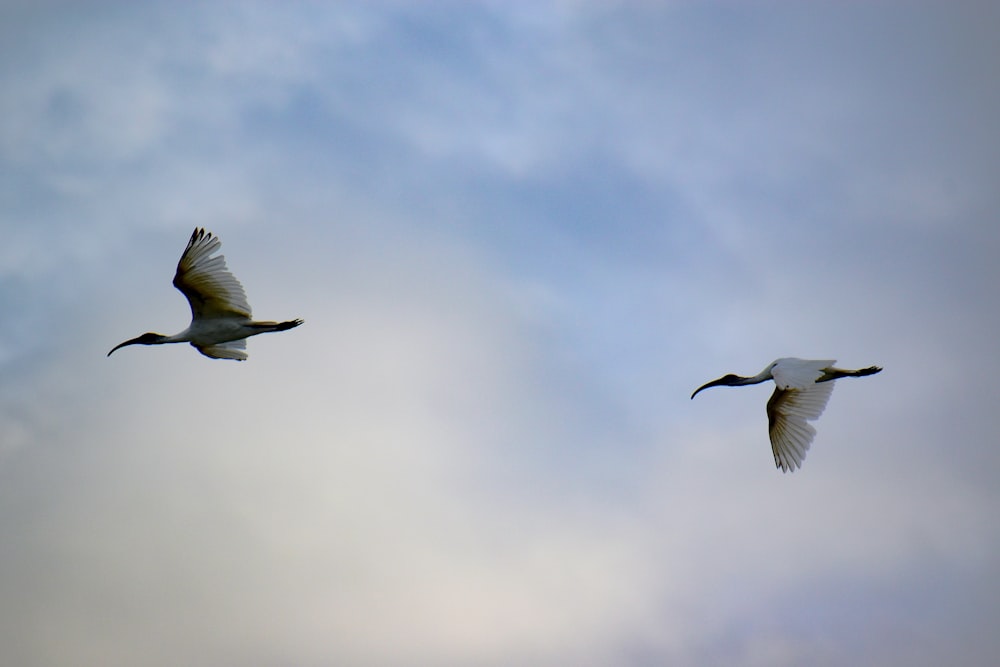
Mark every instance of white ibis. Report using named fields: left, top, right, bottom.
left=691, top=358, right=881, bottom=472
left=108, top=228, right=303, bottom=361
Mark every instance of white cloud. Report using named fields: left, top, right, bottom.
left=1, top=2, right=999, bottom=666
left=0, top=224, right=670, bottom=666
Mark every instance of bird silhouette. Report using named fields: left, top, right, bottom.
left=691, top=358, right=882, bottom=472
left=108, top=228, right=302, bottom=361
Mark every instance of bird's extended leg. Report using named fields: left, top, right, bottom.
left=244, top=318, right=304, bottom=334
left=817, top=366, right=882, bottom=383
left=272, top=318, right=303, bottom=331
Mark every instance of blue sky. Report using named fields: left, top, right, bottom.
left=1, top=2, right=999, bottom=665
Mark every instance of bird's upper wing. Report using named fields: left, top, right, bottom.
left=766, top=381, right=835, bottom=472
left=195, top=338, right=248, bottom=361
left=173, top=228, right=252, bottom=320
left=771, top=358, right=836, bottom=390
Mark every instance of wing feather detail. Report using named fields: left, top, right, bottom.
left=194, top=338, right=248, bottom=361
left=771, top=358, right=836, bottom=390
left=173, top=228, right=252, bottom=320
left=766, top=381, right=835, bottom=472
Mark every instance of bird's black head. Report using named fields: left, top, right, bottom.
left=690, top=373, right=743, bottom=399
left=107, top=332, right=167, bottom=356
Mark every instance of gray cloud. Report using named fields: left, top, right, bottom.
left=1, top=2, right=998, bottom=665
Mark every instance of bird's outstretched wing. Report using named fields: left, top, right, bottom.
left=766, top=381, right=834, bottom=472
left=173, top=228, right=252, bottom=320
left=771, top=358, right=836, bottom=390
left=195, top=338, right=248, bottom=361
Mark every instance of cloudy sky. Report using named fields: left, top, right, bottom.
left=1, top=1, right=998, bottom=665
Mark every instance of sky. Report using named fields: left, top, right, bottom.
left=1, top=1, right=998, bottom=665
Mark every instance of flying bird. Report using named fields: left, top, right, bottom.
left=108, top=228, right=303, bottom=361
left=691, top=358, right=881, bottom=472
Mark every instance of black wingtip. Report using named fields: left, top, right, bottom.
left=188, top=227, right=214, bottom=245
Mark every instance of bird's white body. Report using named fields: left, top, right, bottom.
left=691, top=357, right=882, bottom=472
left=108, top=228, right=302, bottom=360
left=754, top=358, right=836, bottom=389
left=156, top=318, right=274, bottom=360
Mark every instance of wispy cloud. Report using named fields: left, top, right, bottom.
left=1, top=2, right=998, bottom=665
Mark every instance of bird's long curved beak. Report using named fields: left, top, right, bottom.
left=107, top=337, right=142, bottom=357
left=690, top=376, right=731, bottom=399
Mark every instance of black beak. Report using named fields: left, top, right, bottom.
left=690, top=376, right=733, bottom=399
left=107, top=336, right=143, bottom=357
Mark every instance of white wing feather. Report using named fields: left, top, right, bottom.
left=771, top=358, right=836, bottom=390
left=195, top=338, right=248, bottom=361
left=766, top=381, right=835, bottom=472
left=173, top=228, right=252, bottom=319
